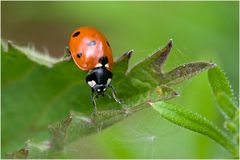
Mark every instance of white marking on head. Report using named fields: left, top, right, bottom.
left=95, top=63, right=102, bottom=68
left=97, top=89, right=101, bottom=92
left=107, top=78, right=111, bottom=85
left=105, top=63, right=109, bottom=68
left=87, top=80, right=96, bottom=87
left=103, top=88, right=106, bottom=91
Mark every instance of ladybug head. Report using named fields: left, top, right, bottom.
left=86, top=67, right=112, bottom=94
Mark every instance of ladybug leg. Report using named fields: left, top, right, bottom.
left=64, top=46, right=72, bottom=60
left=109, top=85, right=121, bottom=104
left=91, top=89, right=97, bottom=114
left=65, top=46, right=71, bottom=55
left=105, top=93, right=112, bottom=99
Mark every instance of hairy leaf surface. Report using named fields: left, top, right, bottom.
left=2, top=40, right=214, bottom=158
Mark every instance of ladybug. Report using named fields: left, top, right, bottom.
left=66, top=27, right=121, bottom=113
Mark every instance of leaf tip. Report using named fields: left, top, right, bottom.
left=210, top=62, right=217, bottom=68
left=1, top=39, right=13, bottom=52
left=7, top=40, right=14, bottom=49
left=148, top=101, right=154, bottom=106
left=114, top=49, right=133, bottom=64
left=167, top=39, right=173, bottom=48
left=125, top=49, right=134, bottom=58
left=174, top=91, right=180, bottom=97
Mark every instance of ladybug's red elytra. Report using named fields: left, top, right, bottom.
left=67, top=27, right=121, bottom=113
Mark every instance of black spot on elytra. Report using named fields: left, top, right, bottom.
left=72, top=31, right=80, bottom=37
left=99, top=56, right=108, bottom=66
left=77, top=53, right=82, bottom=58
left=106, top=41, right=111, bottom=47
left=87, top=40, right=96, bottom=46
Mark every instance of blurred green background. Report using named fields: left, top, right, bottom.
left=1, top=1, right=239, bottom=158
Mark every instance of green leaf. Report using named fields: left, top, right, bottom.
left=216, top=92, right=238, bottom=121
left=150, top=101, right=238, bottom=156
left=112, top=49, right=133, bottom=80
left=48, top=107, right=148, bottom=152
left=208, top=66, right=236, bottom=102
left=2, top=39, right=214, bottom=158
left=208, top=66, right=239, bottom=148
left=208, top=67, right=238, bottom=119
left=161, top=62, right=216, bottom=85
left=18, top=106, right=150, bottom=158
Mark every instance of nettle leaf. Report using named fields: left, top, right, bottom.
left=161, top=62, right=216, bottom=85
left=2, top=40, right=214, bottom=158
left=208, top=67, right=238, bottom=120
left=150, top=101, right=238, bottom=157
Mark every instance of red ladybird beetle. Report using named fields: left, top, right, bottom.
left=66, top=27, right=121, bottom=113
